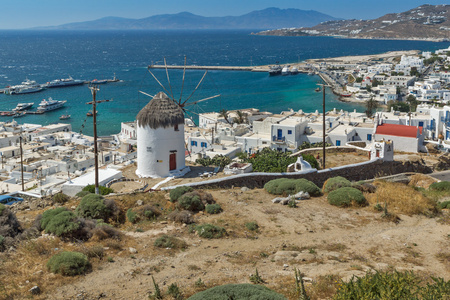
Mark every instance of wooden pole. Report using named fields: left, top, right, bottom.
left=322, top=85, right=326, bottom=169
left=19, top=136, right=24, bottom=191
left=89, top=86, right=100, bottom=195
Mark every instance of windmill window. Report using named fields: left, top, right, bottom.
left=174, top=124, right=179, bottom=131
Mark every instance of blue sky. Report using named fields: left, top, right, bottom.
left=0, top=0, right=447, bottom=29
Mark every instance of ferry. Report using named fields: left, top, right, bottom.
left=6, top=79, right=44, bottom=95
left=89, top=79, right=108, bottom=84
left=12, top=102, right=34, bottom=111
left=290, top=66, right=299, bottom=75
left=45, top=76, right=84, bottom=88
left=37, top=98, right=66, bottom=112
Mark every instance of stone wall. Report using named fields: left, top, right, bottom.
left=163, top=158, right=432, bottom=190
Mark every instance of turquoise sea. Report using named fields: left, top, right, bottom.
left=0, top=30, right=448, bottom=135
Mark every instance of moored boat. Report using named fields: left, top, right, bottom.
left=90, top=79, right=107, bottom=84
left=45, top=76, right=84, bottom=88
left=37, top=98, right=66, bottom=112
left=281, top=66, right=290, bottom=76
left=13, top=102, right=34, bottom=111
left=86, top=110, right=98, bottom=116
left=290, top=66, right=299, bottom=75
left=59, top=114, right=71, bottom=120
left=6, top=79, right=44, bottom=95
left=268, top=65, right=282, bottom=76
left=341, top=93, right=352, bottom=97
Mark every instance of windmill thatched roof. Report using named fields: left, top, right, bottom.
left=137, top=92, right=184, bottom=129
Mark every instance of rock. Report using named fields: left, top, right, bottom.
left=241, top=187, right=250, bottom=192
left=272, top=197, right=283, bottom=203
left=280, top=198, right=290, bottom=205
left=294, top=191, right=310, bottom=200
left=136, top=200, right=143, bottom=206
left=29, top=286, right=41, bottom=295
left=295, top=253, right=316, bottom=262
left=129, top=247, right=138, bottom=254
left=273, top=251, right=300, bottom=262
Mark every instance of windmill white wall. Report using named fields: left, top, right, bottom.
left=135, top=92, right=190, bottom=178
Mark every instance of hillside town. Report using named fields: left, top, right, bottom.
left=1, top=46, right=450, bottom=200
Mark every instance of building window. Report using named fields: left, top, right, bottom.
left=336, top=140, right=341, bottom=146
left=367, top=134, right=372, bottom=141
left=201, top=142, right=207, bottom=148
left=191, top=141, right=197, bottom=146
left=288, top=130, right=292, bottom=134
left=418, top=121, right=424, bottom=127
left=174, top=124, right=179, bottom=131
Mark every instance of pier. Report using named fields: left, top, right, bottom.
left=148, top=63, right=311, bottom=73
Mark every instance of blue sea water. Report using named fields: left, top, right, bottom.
left=0, top=30, right=448, bottom=136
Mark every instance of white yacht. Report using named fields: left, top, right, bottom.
left=45, top=76, right=84, bottom=88
left=6, top=79, right=44, bottom=95
left=37, top=98, right=66, bottom=112
left=13, top=102, right=34, bottom=111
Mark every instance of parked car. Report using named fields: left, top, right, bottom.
left=0, top=195, right=24, bottom=205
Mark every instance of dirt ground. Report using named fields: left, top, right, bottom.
left=44, top=187, right=449, bottom=300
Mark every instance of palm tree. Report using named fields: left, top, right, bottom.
left=233, top=110, right=247, bottom=124
left=219, top=108, right=231, bottom=124
left=365, top=97, right=378, bottom=118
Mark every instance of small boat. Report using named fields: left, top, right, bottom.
left=90, top=79, right=107, bottom=84
left=308, top=72, right=315, bottom=76
left=281, top=66, right=290, bottom=76
left=315, top=87, right=321, bottom=92
left=12, top=111, right=26, bottom=118
left=59, top=114, right=71, bottom=120
left=86, top=110, right=98, bottom=116
left=1, top=111, right=15, bottom=116
left=341, top=93, right=352, bottom=97
left=269, top=65, right=282, bottom=76
left=13, top=102, right=34, bottom=111
left=290, top=66, right=299, bottom=75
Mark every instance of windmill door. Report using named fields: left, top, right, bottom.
left=169, top=153, right=177, bottom=171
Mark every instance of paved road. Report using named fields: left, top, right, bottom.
left=429, top=170, right=450, bottom=181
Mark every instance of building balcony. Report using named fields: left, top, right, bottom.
left=272, top=136, right=286, bottom=143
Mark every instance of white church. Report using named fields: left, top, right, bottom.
left=136, top=92, right=190, bottom=178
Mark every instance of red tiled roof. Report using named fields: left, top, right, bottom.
left=375, top=123, right=422, bottom=138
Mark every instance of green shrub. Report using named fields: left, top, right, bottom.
left=0, top=235, right=4, bottom=250
left=76, top=194, right=116, bottom=221
left=328, top=187, right=367, bottom=207
left=334, top=270, right=450, bottom=300
left=429, top=181, right=450, bottom=192
left=177, top=192, right=205, bottom=212
left=154, top=235, right=187, bottom=249
left=53, top=193, right=70, bottom=204
left=187, top=283, right=286, bottom=300
left=170, top=186, right=194, bottom=202
left=40, top=208, right=80, bottom=238
left=323, top=176, right=352, bottom=193
left=0, top=203, right=5, bottom=215
left=248, top=148, right=297, bottom=173
left=438, top=200, right=450, bottom=209
left=46, top=251, right=91, bottom=276
left=82, top=185, right=114, bottom=195
left=205, top=204, right=222, bottom=214
left=194, top=224, right=226, bottom=239
left=302, top=153, right=319, bottom=169
left=264, top=178, right=321, bottom=196
left=75, top=190, right=91, bottom=198
left=245, top=222, right=259, bottom=231
left=167, top=283, right=183, bottom=300
left=126, top=208, right=138, bottom=223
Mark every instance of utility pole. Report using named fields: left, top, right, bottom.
left=19, top=136, right=24, bottom=191
left=317, top=83, right=330, bottom=169
left=87, top=86, right=113, bottom=195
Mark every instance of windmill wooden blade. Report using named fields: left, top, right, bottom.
left=139, top=91, right=154, bottom=98
left=182, top=70, right=208, bottom=105
left=179, top=56, right=187, bottom=105
left=184, top=94, right=221, bottom=107
left=147, top=68, right=170, bottom=95
left=164, top=57, right=175, bottom=100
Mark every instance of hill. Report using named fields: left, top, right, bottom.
left=35, top=8, right=339, bottom=30
left=256, top=4, right=450, bottom=41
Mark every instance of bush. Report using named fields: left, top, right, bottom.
left=46, top=251, right=91, bottom=276
left=53, top=193, right=70, bottom=204
left=264, top=178, right=321, bottom=196
left=168, top=210, right=194, bottom=224
left=75, top=190, right=91, bottom=198
left=334, top=270, right=450, bottom=300
left=82, top=185, right=114, bottom=195
left=126, top=208, right=138, bottom=224
left=248, top=148, right=297, bottom=173
left=0, top=204, right=22, bottom=239
left=187, top=283, right=286, bottom=300
left=429, top=181, right=450, bottom=192
left=302, top=153, right=319, bottom=169
left=170, top=186, right=193, bottom=202
left=76, top=194, right=118, bottom=222
left=91, top=224, right=121, bottom=241
left=177, top=192, right=205, bottom=212
left=154, top=235, right=187, bottom=249
left=323, top=176, right=352, bottom=193
left=205, top=204, right=222, bottom=214
left=194, top=224, right=226, bottom=239
left=40, top=208, right=80, bottom=238
left=328, top=187, right=367, bottom=207
left=245, top=222, right=259, bottom=231
left=438, top=200, right=450, bottom=209
left=0, top=204, right=5, bottom=215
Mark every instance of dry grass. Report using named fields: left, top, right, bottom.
left=408, top=174, right=437, bottom=189
left=366, top=181, right=438, bottom=216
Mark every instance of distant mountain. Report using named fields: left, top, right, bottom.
left=35, top=8, right=339, bottom=30
left=256, top=5, right=450, bottom=41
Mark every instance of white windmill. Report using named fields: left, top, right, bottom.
left=136, top=57, right=220, bottom=178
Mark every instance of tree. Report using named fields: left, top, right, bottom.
left=355, top=77, right=363, bottom=83
left=365, top=97, right=378, bottom=118
left=387, top=101, right=410, bottom=113
left=233, top=110, right=247, bottom=124
left=406, top=94, right=418, bottom=112
left=219, top=109, right=231, bottom=125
